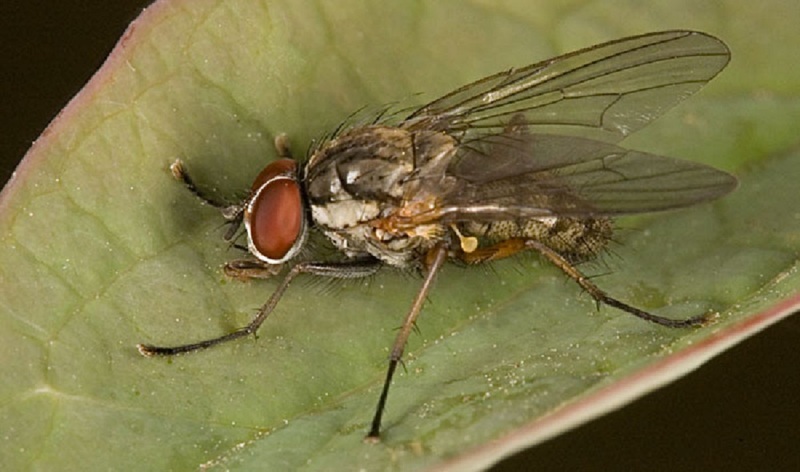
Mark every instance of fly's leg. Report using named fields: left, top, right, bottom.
left=170, top=159, right=244, bottom=239
left=457, top=238, right=710, bottom=327
left=273, top=133, right=293, bottom=158
left=171, top=133, right=292, bottom=208
left=224, top=258, right=285, bottom=280
left=170, top=159, right=234, bottom=210
left=366, top=243, right=449, bottom=441
left=456, top=238, right=527, bottom=264
left=523, top=239, right=711, bottom=327
left=137, top=258, right=381, bottom=357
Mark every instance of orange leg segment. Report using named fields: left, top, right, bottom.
left=457, top=238, right=528, bottom=264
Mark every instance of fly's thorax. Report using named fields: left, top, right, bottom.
left=304, top=125, right=458, bottom=267
left=463, top=216, right=613, bottom=262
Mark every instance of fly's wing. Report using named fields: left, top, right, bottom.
left=403, top=31, right=730, bottom=143
left=428, top=133, right=737, bottom=223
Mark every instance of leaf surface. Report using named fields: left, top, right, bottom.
left=1, top=0, right=798, bottom=470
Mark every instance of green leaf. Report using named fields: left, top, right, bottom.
left=2, top=0, right=799, bottom=470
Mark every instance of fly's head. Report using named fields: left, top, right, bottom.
left=241, top=158, right=308, bottom=264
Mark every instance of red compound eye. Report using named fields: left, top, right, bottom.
left=245, top=160, right=305, bottom=263
left=251, top=158, right=296, bottom=192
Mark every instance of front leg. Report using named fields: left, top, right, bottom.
left=224, top=258, right=284, bottom=280
left=170, top=158, right=245, bottom=241
left=137, top=258, right=382, bottom=356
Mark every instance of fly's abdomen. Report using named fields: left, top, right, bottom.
left=462, top=216, right=613, bottom=262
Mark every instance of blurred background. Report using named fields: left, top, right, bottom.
left=1, top=2, right=797, bottom=470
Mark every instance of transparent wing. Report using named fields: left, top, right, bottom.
left=403, top=30, right=730, bottom=143
left=425, top=133, right=737, bottom=223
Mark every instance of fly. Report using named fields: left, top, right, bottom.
left=137, top=30, right=736, bottom=440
